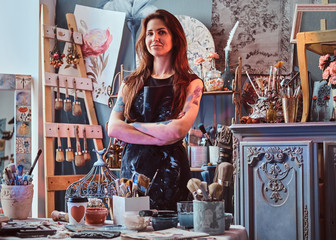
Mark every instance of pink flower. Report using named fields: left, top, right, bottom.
left=194, top=57, right=205, bottom=65
left=82, top=28, right=113, bottom=57
left=319, top=54, right=330, bottom=70
left=207, top=52, right=219, bottom=59
left=323, top=67, right=330, bottom=80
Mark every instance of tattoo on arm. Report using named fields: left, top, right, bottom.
left=183, top=85, right=203, bottom=112
left=192, top=86, right=203, bottom=105
left=131, top=122, right=149, bottom=132
left=113, top=97, right=125, bottom=112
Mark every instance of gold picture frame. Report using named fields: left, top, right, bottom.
left=290, top=3, right=336, bottom=44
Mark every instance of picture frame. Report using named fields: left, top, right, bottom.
left=290, top=3, right=336, bottom=44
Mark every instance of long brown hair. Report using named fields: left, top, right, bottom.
left=123, top=9, right=194, bottom=121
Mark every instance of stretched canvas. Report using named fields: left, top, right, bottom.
left=74, top=5, right=125, bottom=105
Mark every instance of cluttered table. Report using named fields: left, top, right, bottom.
left=0, top=218, right=248, bottom=240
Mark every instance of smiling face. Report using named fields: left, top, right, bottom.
left=145, top=18, right=173, bottom=58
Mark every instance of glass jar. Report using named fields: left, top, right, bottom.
left=266, top=102, right=277, bottom=123
left=204, top=60, right=224, bottom=92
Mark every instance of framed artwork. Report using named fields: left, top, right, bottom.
left=290, top=4, right=336, bottom=44
left=74, top=5, right=126, bottom=105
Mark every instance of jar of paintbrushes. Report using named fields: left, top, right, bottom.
left=0, top=149, right=42, bottom=219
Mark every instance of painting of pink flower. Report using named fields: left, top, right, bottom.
left=72, top=5, right=125, bottom=105
left=81, top=27, right=113, bottom=84
left=82, top=28, right=113, bottom=57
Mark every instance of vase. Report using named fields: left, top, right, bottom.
left=311, top=99, right=318, bottom=122
left=204, top=60, right=224, bottom=92
left=221, top=49, right=234, bottom=91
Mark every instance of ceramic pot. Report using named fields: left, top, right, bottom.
left=85, top=207, right=108, bottom=225
left=1, top=184, right=33, bottom=219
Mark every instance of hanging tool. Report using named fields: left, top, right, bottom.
left=82, top=127, right=90, bottom=162
left=72, top=78, right=82, bottom=116
left=74, top=125, right=84, bottom=166
left=56, top=124, right=64, bottom=162
left=55, top=76, right=63, bottom=110
left=64, top=78, right=72, bottom=112
left=66, top=126, right=74, bottom=162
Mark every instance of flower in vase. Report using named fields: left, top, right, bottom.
left=194, top=57, right=205, bottom=79
left=319, top=53, right=336, bottom=88
left=207, top=52, right=219, bottom=70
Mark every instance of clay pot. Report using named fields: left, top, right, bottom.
left=85, top=207, right=108, bottom=225
left=0, top=184, right=33, bottom=219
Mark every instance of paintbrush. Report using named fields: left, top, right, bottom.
left=217, top=162, right=234, bottom=186
left=56, top=125, right=64, bottom=162
left=198, top=123, right=213, bottom=146
left=145, top=169, right=159, bottom=195
left=208, top=182, right=223, bottom=201
left=72, top=78, right=82, bottom=116
left=82, top=127, right=90, bottom=162
left=28, top=149, right=42, bottom=176
left=55, top=76, right=63, bottom=110
left=63, top=78, right=72, bottom=112
left=66, top=126, right=74, bottom=162
left=74, top=125, right=84, bottom=166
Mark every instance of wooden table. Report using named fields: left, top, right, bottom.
left=0, top=218, right=248, bottom=240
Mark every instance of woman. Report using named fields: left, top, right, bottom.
left=108, top=9, right=203, bottom=210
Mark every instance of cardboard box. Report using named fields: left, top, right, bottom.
left=112, top=196, right=150, bottom=225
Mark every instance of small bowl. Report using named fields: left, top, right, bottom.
left=225, top=213, right=233, bottom=230
left=85, top=207, right=108, bottom=225
left=151, top=213, right=178, bottom=231
left=123, top=211, right=148, bottom=231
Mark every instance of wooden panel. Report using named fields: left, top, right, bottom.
left=43, top=24, right=83, bottom=44
left=44, top=72, right=93, bottom=91
left=47, top=175, right=87, bottom=191
left=44, top=122, right=103, bottom=139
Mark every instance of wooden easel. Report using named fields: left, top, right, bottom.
left=40, top=4, right=104, bottom=217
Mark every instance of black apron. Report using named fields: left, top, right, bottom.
left=120, top=75, right=196, bottom=210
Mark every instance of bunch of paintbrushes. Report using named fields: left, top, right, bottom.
left=2, top=149, right=42, bottom=185
left=114, top=170, right=158, bottom=198
left=187, top=178, right=222, bottom=201
left=187, top=162, right=234, bottom=201
left=56, top=125, right=90, bottom=166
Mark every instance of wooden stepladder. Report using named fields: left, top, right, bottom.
left=40, top=4, right=104, bottom=217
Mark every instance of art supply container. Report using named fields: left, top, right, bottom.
left=0, top=184, right=33, bottom=219
left=67, top=197, right=88, bottom=225
left=188, top=146, right=208, bottom=167
left=193, top=200, right=225, bottom=235
left=208, top=146, right=220, bottom=165
left=282, top=97, right=298, bottom=123
left=177, top=201, right=193, bottom=229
